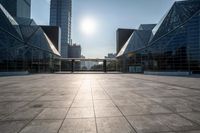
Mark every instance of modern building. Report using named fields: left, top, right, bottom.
left=116, top=28, right=135, bottom=54
left=105, top=53, right=116, bottom=59
left=68, top=44, right=81, bottom=58
left=0, top=4, right=60, bottom=73
left=117, top=24, right=155, bottom=72
left=50, top=0, right=72, bottom=58
left=117, top=0, right=200, bottom=74
left=0, top=0, right=31, bottom=18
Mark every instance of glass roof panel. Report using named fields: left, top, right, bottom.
left=151, top=0, right=200, bottom=43
left=20, top=25, right=39, bottom=41
left=27, top=27, right=60, bottom=56
left=15, top=17, right=33, bottom=25
left=117, top=30, right=152, bottom=57
left=138, top=24, right=156, bottom=31
left=0, top=4, right=23, bottom=40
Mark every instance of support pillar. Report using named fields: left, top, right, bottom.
left=103, top=60, right=107, bottom=73
left=71, top=59, right=75, bottom=73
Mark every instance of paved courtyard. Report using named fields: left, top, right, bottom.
left=0, top=73, right=200, bottom=133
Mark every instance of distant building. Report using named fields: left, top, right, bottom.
left=68, top=44, right=81, bottom=58
left=41, top=26, right=61, bottom=52
left=116, top=28, right=135, bottom=54
left=80, top=55, right=87, bottom=70
left=105, top=53, right=116, bottom=59
left=0, top=0, right=31, bottom=18
left=81, top=55, right=85, bottom=59
left=50, top=0, right=72, bottom=58
left=83, top=61, right=98, bottom=70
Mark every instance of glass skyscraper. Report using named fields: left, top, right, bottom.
left=50, top=0, right=72, bottom=58
left=0, top=0, right=31, bottom=18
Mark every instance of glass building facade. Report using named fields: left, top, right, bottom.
left=117, top=0, right=200, bottom=74
left=0, top=4, right=61, bottom=73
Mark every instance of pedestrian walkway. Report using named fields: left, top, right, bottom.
left=0, top=74, right=200, bottom=133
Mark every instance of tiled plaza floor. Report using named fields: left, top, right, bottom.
left=0, top=73, right=200, bottom=133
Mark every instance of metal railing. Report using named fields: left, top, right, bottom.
left=60, top=58, right=118, bottom=72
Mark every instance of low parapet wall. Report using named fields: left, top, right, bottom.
left=144, top=71, right=191, bottom=76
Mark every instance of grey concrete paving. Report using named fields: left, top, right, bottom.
left=0, top=74, right=200, bottom=133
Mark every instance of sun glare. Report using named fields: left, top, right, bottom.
left=80, top=17, right=97, bottom=35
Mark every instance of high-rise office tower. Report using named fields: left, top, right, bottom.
left=50, top=0, right=72, bottom=58
left=0, top=0, right=31, bottom=18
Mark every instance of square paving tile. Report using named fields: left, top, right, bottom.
left=59, top=118, right=96, bottom=133
left=93, top=93, right=110, bottom=100
left=178, top=131, right=200, bottom=133
left=71, top=100, right=93, bottom=107
left=112, top=99, right=138, bottom=106
left=66, top=107, right=94, bottom=118
left=150, top=98, right=200, bottom=113
left=180, top=112, right=200, bottom=125
left=156, top=114, right=200, bottom=131
left=127, top=115, right=172, bottom=133
left=35, top=108, right=68, bottom=120
left=3, top=108, right=43, bottom=120
left=94, top=100, right=115, bottom=107
left=186, top=97, right=200, bottom=104
left=0, top=95, right=37, bottom=102
left=119, top=105, right=145, bottom=116
left=19, top=120, right=62, bottom=133
left=96, top=117, right=136, bottom=133
left=138, top=104, right=172, bottom=114
left=29, top=101, right=73, bottom=108
left=95, top=106, right=122, bottom=117
left=75, top=93, right=93, bottom=100
left=0, top=120, right=29, bottom=133
left=0, top=102, right=28, bottom=116
left=37, top=96, right=74, bottom=101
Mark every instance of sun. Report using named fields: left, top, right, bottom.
left=80, top=17, right=97, bottom=35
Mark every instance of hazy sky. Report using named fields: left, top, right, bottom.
left=31, top=0, right=177, bottom=58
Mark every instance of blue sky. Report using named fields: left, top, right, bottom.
left=31, top=0, right=177, bottom=58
